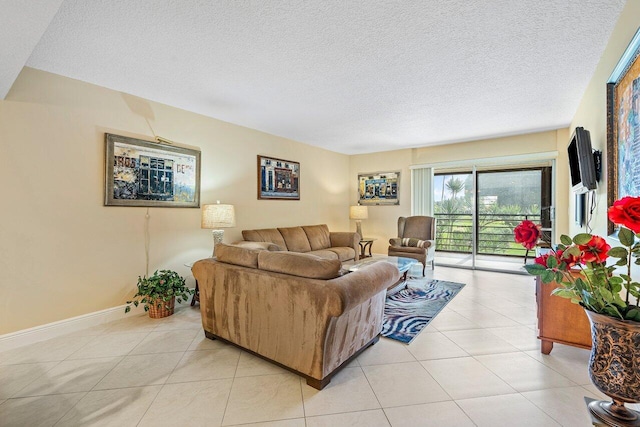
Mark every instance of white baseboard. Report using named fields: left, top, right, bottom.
left=0, top=303, right=145, bottom=353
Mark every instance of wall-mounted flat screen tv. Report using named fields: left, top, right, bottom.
left=568, top=127, right=597, bottom=194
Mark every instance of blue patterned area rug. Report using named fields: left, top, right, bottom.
left=382, top=279, right=466, bottom=344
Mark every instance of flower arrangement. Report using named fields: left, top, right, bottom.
left=514, top=196, right=640, bottom=322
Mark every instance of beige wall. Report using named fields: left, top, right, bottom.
left=569, top=0, right=640, bottom=238
left=0, top=68, right=350, bottom=334
left=350, top=129, right=571, bottom=254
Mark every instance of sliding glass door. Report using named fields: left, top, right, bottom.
left=434, top=167, right=552, bottom=272
left=434, top=172, right=473, bottom=254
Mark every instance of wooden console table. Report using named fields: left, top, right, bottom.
left=536, top=276, right=592, bottom=354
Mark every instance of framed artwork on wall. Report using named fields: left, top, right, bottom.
left=257, top=155, right=300, bottom=200
left=104, top=133, right=201, bottom=208
left=607, top=27, right=640, bottom=235
left=357, top=171, right=400, bottom=205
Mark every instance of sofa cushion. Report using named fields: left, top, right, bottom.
left=258, top=251, right=341, bottom=279
left=327, top=247, right=357, bottom=262
left=308, top=249, right=339, bottom=260
left=302, top=225, right=331, bottom=250
left=214, top=243, right=265, bottom=269
left=278, top=226, right=312, bottom=253
left=242, top=228, right=288, bottom=250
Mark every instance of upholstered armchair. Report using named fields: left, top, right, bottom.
left=388, top=216, right=436, bottom=276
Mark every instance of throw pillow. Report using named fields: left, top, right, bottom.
left=401, top=238, right=428, bottom=248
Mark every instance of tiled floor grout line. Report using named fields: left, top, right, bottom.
left=298, top=375, right=307, bottom=424
left=132, top=346, right=191, bottom=426
left=51, top=390, right=91, bottom=427
left=518, top=387, right=584, bottom=427
left=518, top=347, right=589, bottom=385
left=218, top=335, right=243, bottom=427
left=450, top=398, right=480, bottom=427
left=358, top=363, right=388, bottom=424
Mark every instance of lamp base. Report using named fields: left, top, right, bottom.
left=211, top=229, right=224, bottom=257
left=356, top=221, right=363, bottom=239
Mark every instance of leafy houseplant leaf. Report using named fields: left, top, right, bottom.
left=560, top=235, right=573, bottom=246
left=551, top=288, right=576, bottom=299
left=541, top=270, right=555, bottom=284
left=618, top=227, right=635, bottom=247
left=608, top=247, right=628, bottom=258
left=524, top=264, right=547, bottom=275
left=573, top=233, right=593, bottom=245
left=566, top=246, right=581, bottom=257
left=628, top=309, right=640, bottom=321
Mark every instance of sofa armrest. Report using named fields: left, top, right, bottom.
left=328, top=262, right=399, bottom=313
left=330, top=232, right=361, bottom=260
left=426, top=241, right=436, bottom=259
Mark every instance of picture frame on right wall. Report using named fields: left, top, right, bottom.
left=607, top=27, right=640, bottom=236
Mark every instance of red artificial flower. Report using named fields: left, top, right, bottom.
left=608, top=196, right=640, bottom=233
left=514, top=220, right=541, bottom=250
left=557, top=248, right=581, bottom=268
left=534, top=253, right=551, bottom=267
left=578, top=236, right=611, bottom=264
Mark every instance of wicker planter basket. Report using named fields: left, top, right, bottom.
left=147, top=296, right=175, bottom=319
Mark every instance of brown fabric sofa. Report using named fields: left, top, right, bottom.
left=192, top=243, right=399, bottom=389
left=242, top=224, right=360, bottom=261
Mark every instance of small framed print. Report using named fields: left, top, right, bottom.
left=257, top=155, right=300, bottom=200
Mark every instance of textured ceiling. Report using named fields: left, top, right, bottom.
left=0, top=0, right=64, bottom=99
left=9, top=1, right=629, bottom=154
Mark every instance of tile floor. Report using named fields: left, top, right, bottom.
left=0, top=266, right=634, bottom=426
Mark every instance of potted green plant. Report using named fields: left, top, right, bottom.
left=125, top=269, right=193, bottom=318
left=514, top=196, right=640, bottom=426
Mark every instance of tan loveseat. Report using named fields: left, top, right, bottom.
left=242, top=224, right=360, bottom=261
left=192, top=243, right=399, bottom=389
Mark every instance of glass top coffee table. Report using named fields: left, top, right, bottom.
left=348, top=256, right=419, bottom=295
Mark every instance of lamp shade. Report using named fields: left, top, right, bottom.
left=201, top=203, right=236, bottom=229
left=349, top=205, right=368, bottom=220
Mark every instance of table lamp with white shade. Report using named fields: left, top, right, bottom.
left=349, top=205, right=368, bottom=238
left=201, top=201, right=236, bottom=257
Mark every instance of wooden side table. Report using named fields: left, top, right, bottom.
left=190, top=282, right=200, bottom=306
left=358, top=238, right=376, bottom=258
left=184, top=262, right=199, bottom=306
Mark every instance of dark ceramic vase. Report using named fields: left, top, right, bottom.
left=585, top=309, right=640, bottom=426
